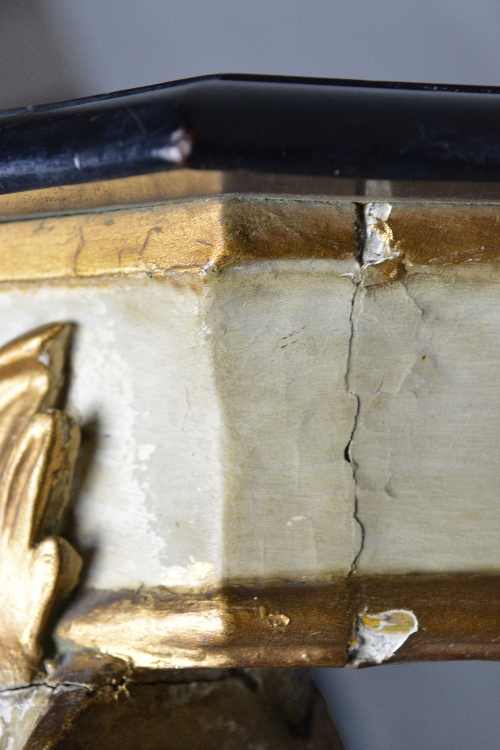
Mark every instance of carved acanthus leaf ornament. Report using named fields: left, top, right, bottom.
left=0, top=324, right=81, bottom=687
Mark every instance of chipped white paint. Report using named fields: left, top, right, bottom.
left=286, top=515, right=307, bottom=527
left=66, top=319, right=168, bottom=588
left=267, top=613, right=290, bottom=628
left=161, top=561, right=217, bottom=592
left=37, top=350, right=51, bottom=367
left=349, top=609, right=418, bottom=666
left=362, top=202, right=398, bottom=265
left=153, top=128, right=193, bottom=165
left=0, top=279, right=225, bottom=590
left=137, top=443, right=156, bottom=462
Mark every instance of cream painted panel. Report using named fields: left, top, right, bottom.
left=0, top=260, right=359, bottom=589
left=210, top=260, right=360, bottom=580
left=0, top=278, right=224, bottom=590
left=3, top=259, right=497, bottom=584
left=353, top=265, right=500, bottom=572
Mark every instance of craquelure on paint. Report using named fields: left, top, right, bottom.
left=0, top=193, right=499, bottom=672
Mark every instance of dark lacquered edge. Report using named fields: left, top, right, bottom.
left=3, top=74, right=500, bottom=194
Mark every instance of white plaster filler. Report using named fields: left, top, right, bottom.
left=0, top=686, right=53, bottom=750
left=363, top=202, right=398, bottom=265
left=348, top=609, right=418, bottom=666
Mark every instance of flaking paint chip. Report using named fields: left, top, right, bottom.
left=348, top=609, right=418, bottom=666
left=362, top=202, right=399, bottom=265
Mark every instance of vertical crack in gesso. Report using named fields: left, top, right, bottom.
left=345, top=277, right=364, bottom=574
left=345, top=205, right=365, bottom=573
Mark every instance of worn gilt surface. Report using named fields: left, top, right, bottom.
left=0, top=324, right=81, bottom=688
left=0, top=192, right=497, bottom=694
left=0, top=186, right=498, bottom=746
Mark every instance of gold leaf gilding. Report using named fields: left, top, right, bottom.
left=0, top=324, right=72, bottom=478
left=0, top=326, right=81, bottom=687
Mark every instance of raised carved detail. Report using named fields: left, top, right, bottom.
left=0, top=324, right=81, bottom=687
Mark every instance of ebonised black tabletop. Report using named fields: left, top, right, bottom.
left=2, top=73, right=500, bottom=194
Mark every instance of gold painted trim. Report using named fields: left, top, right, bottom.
left=1, top=197, right=500, bottom=283
left=0, top=198, right=356, bottom=282
left=56, top=576, right=500, bottom=669
left=0, top=325, right=81, bottom=687
left=0, top=196, right=500, bottom=282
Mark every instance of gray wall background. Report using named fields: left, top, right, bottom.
left=1, top=2, right=499, bottom=748
left=4, top=0, right=500, bottom=111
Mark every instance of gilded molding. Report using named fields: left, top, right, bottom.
left=0, top=196, right=500, bottom=284
left=0, top=204, right=499, bottom=678
left=0, top=325, right=81, bottom=687
left=0, top=198, right=356, bottom=283
left=55, top=576, right=500, bottom=669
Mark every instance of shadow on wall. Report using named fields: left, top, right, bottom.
left=0, top=0, right=78, bottom=111
left=315, top=662, right=500, bottom=750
